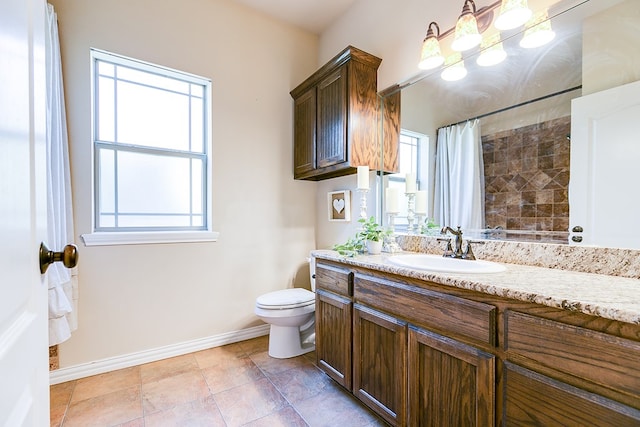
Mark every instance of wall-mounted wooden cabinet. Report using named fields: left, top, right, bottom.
left=290, top=46, right=399, bottom=181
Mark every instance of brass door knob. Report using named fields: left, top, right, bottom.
left=39, top=242, right=78, bottom=274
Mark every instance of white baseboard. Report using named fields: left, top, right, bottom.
left=49, top=324, right=270, bottom=385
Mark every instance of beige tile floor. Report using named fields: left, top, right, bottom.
left=50, top=336, right=386, bottom=426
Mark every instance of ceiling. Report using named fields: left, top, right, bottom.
left=233, top=0, right=358, bottom=34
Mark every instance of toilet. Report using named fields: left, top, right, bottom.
left=254, top=257, right=316, bottom=358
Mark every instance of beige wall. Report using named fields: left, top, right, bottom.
left=52, top=0, right=319, bottom=368
left=583, top=0, right=640, bottom=95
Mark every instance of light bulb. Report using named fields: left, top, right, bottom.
left=494, top=0, right=532, bottom=30
left=452, top=13, right=482, bottom=51
left=452, top=0, right=482, bottom=52
left=477, top=33, right=507, bottom=67
left=441, top=54, right=467, bottom=81
left=520, top=11, right=555, bottom=49
left=418, top=22, right=445, bottom=70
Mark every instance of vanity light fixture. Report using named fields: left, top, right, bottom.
left=520, top=10, right=556, bottom=48
left=451, top=0, right=483, bottom=52
left=418, top=22, right=445, bottom=70
left=494, top=0, right=532, bottom=30
left=477, top=33, right=507, bottom=67
left=441, top=53, right=467, bottom=81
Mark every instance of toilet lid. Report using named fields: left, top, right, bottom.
left=256, top=288, right=315, bottom=309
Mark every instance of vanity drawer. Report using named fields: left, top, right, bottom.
left=505, top=310, right=640, bottom=400
left=504, top=362, right=640, bottom=425
left=315, top=261, right=353, bottom=297
left=355, top=273, right=496, bottom=346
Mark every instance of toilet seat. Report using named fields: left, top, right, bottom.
left=256, top=288, right=315, bottom=310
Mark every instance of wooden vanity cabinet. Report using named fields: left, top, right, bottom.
left=314, top=260, right=354, bottom=389
left=353, top=272, right=496, bottom=426
left=290, top=46, right=398, bottom=180
left=314, top=259, right=640, bottom=426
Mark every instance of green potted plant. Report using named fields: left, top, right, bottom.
left=357, top=216, right=391, bottom=255
left=419, top=217, right=440, bottom=235
left=332, top=236, right=364, bottom=257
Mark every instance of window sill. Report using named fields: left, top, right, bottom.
left=81, top=231, right=220, bottom=247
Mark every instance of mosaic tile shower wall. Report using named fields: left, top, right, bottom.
left=483, top=116, right=571, bottom=232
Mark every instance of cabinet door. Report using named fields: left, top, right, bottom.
left=353, top=304, right=407, bottom=426
left=293, top=87, right=316, bottom=178
left=316, top=289, right=352, bottom=389
left=316, top=66, right=347, bottom=169
left=504, top=362, right=640, bottom=426
left=408, top=326, right=495, bottom=427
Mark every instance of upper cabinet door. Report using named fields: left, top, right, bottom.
left=316, top=67, right=348, bottom=169
left=290, top=46, right=387, bottom=181
left=570, top=80, right=640, bottom=249
left=293, top=87, right=316, bottom=177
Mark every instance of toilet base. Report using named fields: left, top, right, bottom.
left=267, top=323, right=315, bottom=359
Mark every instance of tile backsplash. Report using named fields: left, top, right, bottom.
left=482, top=116, right=571, bottom=233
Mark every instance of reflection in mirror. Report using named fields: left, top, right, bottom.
left=380, top=0, right=640, bottom=248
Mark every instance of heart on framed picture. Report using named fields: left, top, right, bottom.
left=328, top=190, right=351, bottom=222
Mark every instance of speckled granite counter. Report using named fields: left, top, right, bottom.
left=311, top=249, right=640, bottom=325
left=396, top=234, right=640, bottom=279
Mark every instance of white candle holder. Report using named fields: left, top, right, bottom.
left=383, top=212, right=402, bottom=253
left=387, top=212, right=398, bottom=233
left=415, top=214, right=425, bottom=233
left=358, top=189, right=368, bottom=220
left=405, top=192, right=416, bottom=234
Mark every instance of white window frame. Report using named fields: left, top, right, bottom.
left=388, top=129, right=429, bottom=228
left=82, top=49, right=218, bottom=246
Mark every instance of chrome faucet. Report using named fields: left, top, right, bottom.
left=441, top=226, right=464, bottom=258
left=439, top=226, right=482, bottom=260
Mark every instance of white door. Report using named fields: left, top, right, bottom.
left=569, top=79, right=640, bottom=249
left=0, top=0, right=50, bottom=425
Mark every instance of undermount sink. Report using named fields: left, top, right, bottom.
left=388, top=254, right=506, bottom=274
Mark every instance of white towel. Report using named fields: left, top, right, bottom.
left=49, top=271, right=79, bottom=346
left=48, top=284, right=71, bottom=346
left=64, top=272, right=79, bottom=331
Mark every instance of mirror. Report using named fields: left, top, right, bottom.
left=380, top=0, right=639, bottom=246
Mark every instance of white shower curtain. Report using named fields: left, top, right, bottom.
left=433, top=120, right=485, bottom=231
left=46, top=3, right=78, bottom=346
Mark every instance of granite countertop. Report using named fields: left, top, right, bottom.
left=311, top=249, right=640, bottom=325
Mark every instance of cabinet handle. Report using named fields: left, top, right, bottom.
left=572, top=236, right=583, bottom=243
left=348, top=272, right=354, bottom=297
left=572, top=226, right=584, bottom=233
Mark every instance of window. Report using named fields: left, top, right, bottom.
left=82, top=49, right=217, bottom=246
left=387, top=130, right=428, bottom=227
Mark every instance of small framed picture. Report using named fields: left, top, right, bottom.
left=328, top=190, right=351, bottom=222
